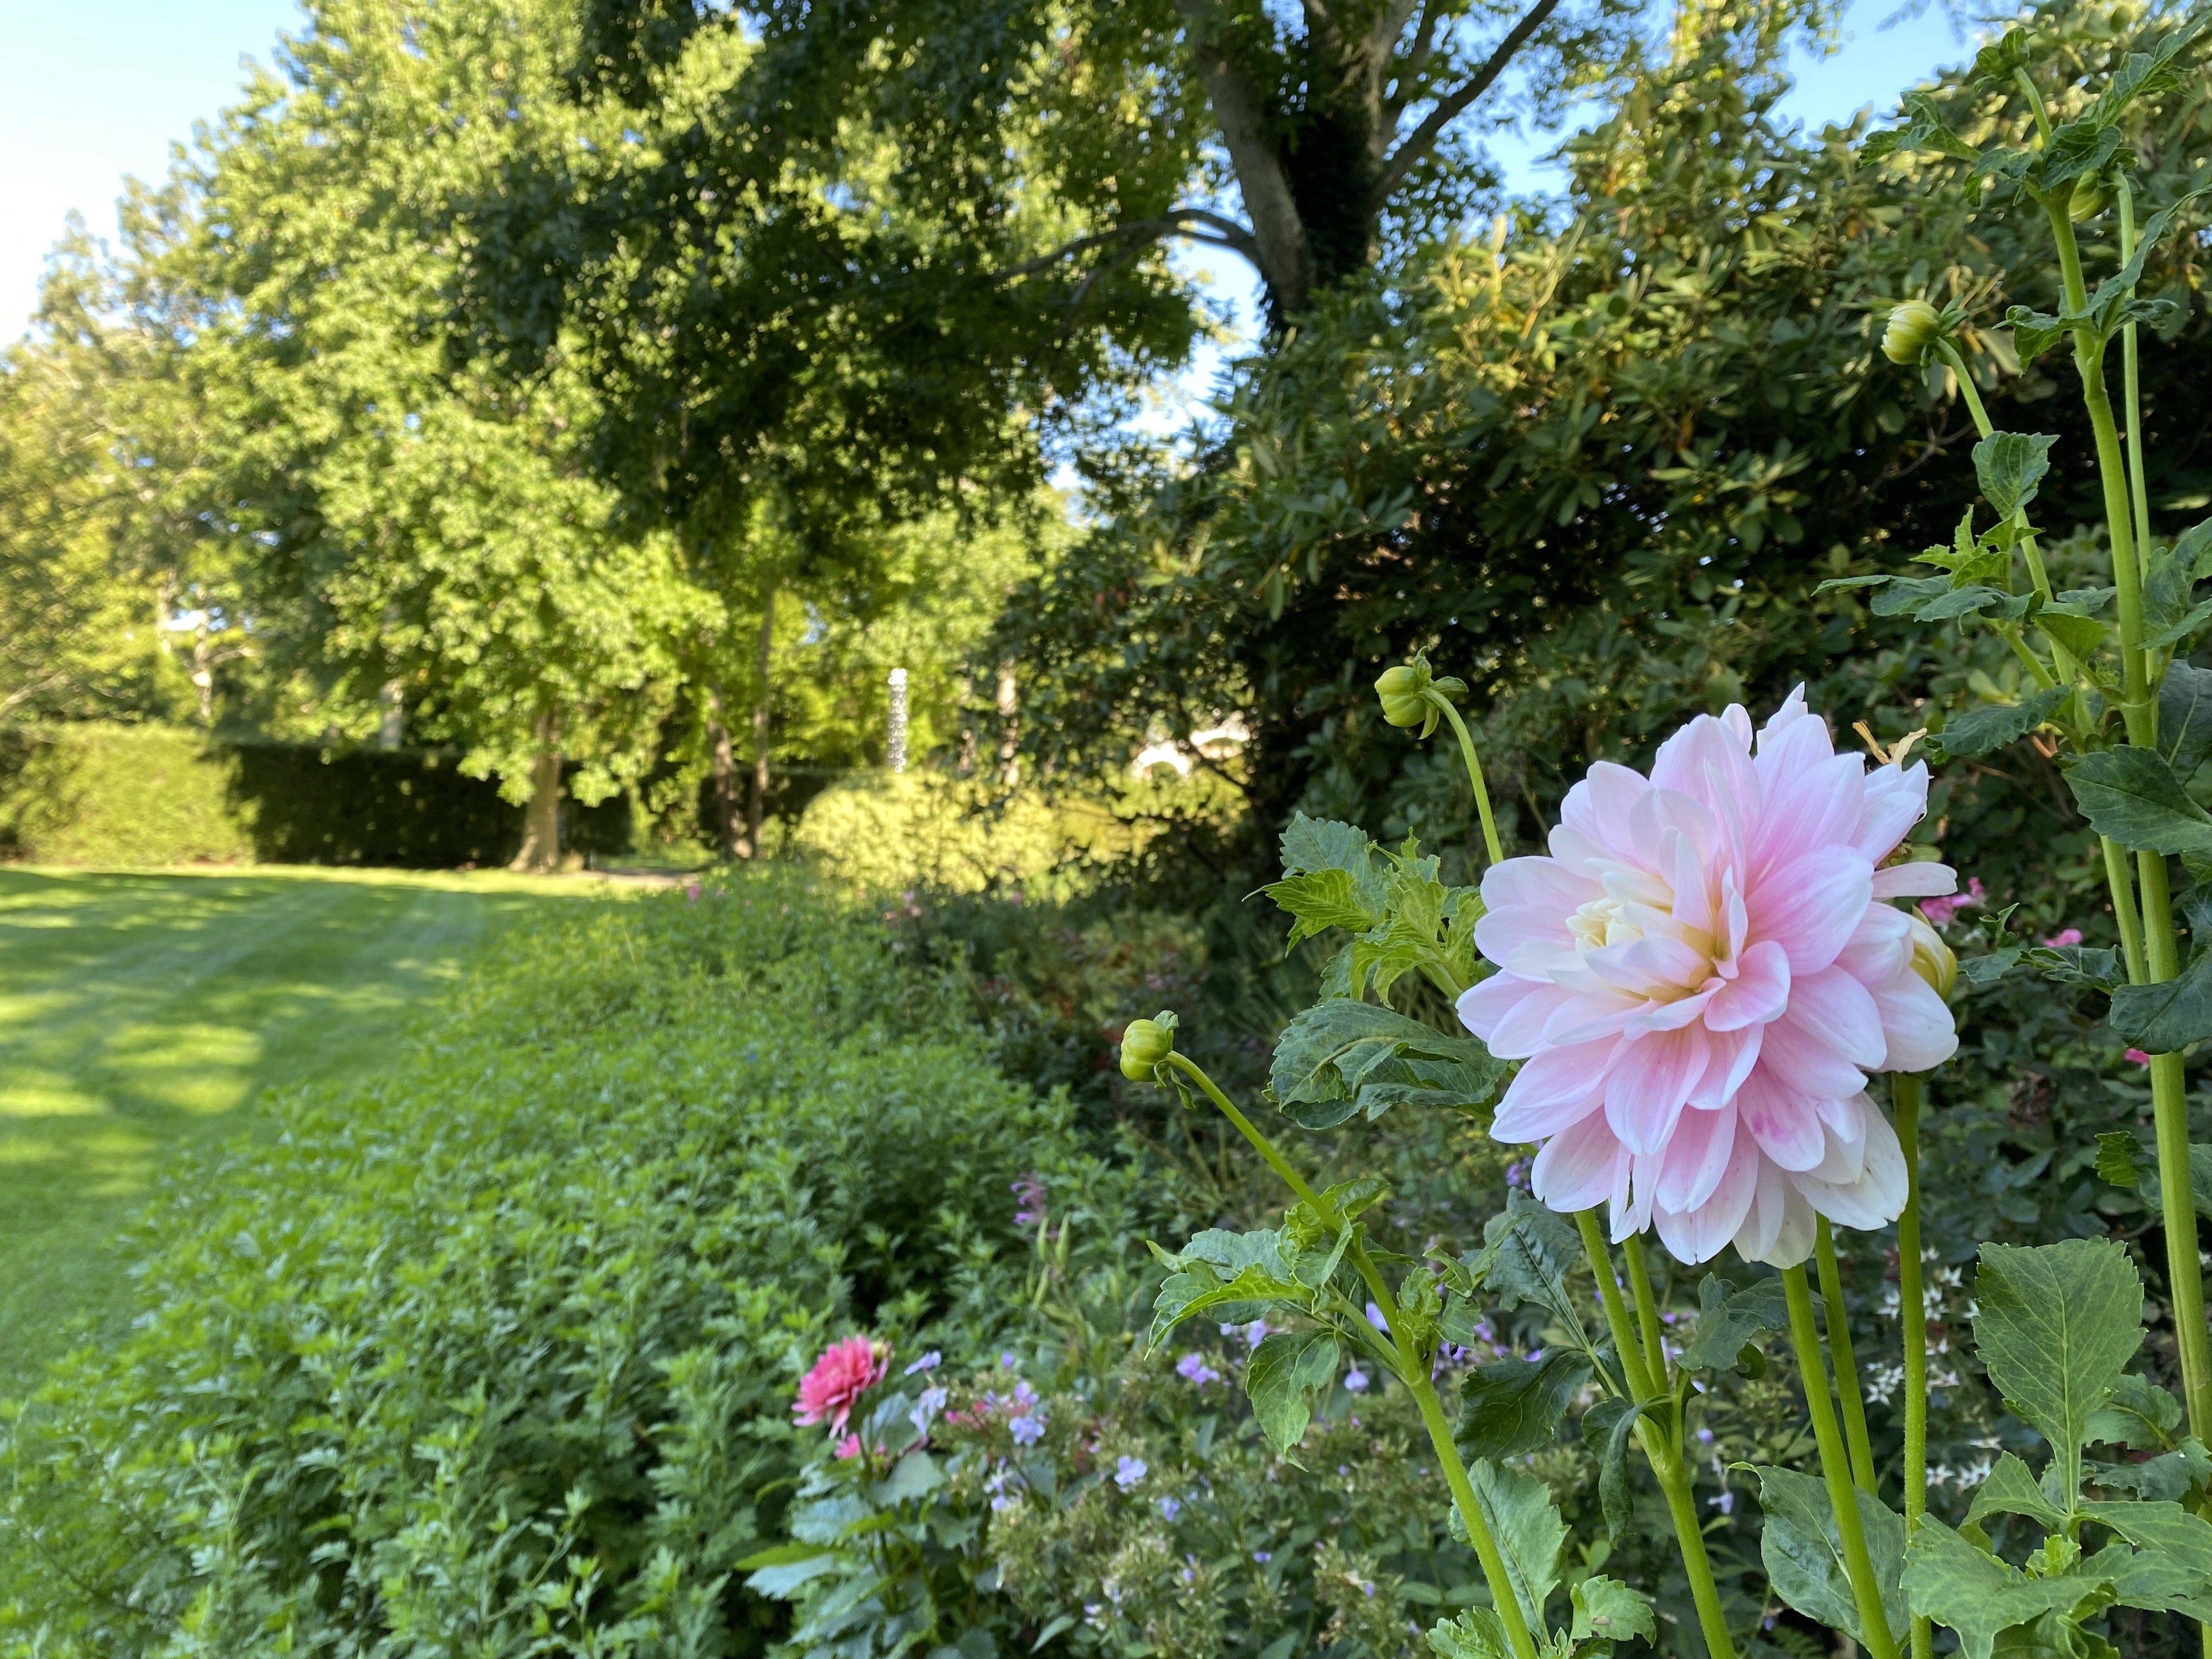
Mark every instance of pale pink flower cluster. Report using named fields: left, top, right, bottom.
left=1461, top=690, right=1958, bottom=1267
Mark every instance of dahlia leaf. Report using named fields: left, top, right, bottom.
left=2034, top=606, right=2109, bottom=662
left=1752, top=1464, right=1909, bottom=1644
left=1680, top=1273, right=1788, bottom=1371
left=2085, top=1443, right=2210, bottom=1503
left=1461, top=1457, right=1566, bottom=1631
left=2087, top=1372, right=2185, bottom=1450
left=1279, top=812, right=1383, bottom=895
left=1455, top=1350, right=1592, bottom=1460
left=1470, top=1192, right=1587, bottom=1342
left=1902, top=1516, right=2100, bottom=1659
left=2161, top=660, right=2212, bottom=778
left=2095, top=1132, right=2143, bottom=1189
left=1244, top=1328, right=1339, bottom=1457
left=1583, top=1397, right=1662, bottom=1540
left=1265, top=867, right=1382, bottom=945
left=1269, top=999, right=1502, bottom=1126
left=1962, top=1452, right=2068, bottom=1532
left=2091, top=1539, right=2212, bottom=1619
left=2078, top=1499, right=2212, bottom=1576
left=2144, top=539, right=2212, bottom=651
left=2109, top=947, right=2212, bottom=1050
left=2065, top=748, right=2212, bottom=860
left=1426, top=1607, right=1514, bottom=1659
left=1148, top=1262, right=1309, bottom=1348
left=1568, top=1575, right=1654, bottom=1649
left=1973, top=1240, right=2144, bottom=1484
left=1973, top=431, right=2056, bottom=520
left=1936, top=685, right=2069, bottom=758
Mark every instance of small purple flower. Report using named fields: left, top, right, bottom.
left=1709, top=1489, right=1735, bottom=1515
left=1176, top=1352, right=1221, bottom=1387
left=904, top=1350, right=942, bottom=1376
left=1115, top=1455, right=1148, bottom=1490
left=1011, top=1412, right=1046, bottom=1446
left=1253, top=1551, right=1272, bottom=1564
left=911, top=1385, right=949, bottom=1434
left=1343, top=1367, right=1369, bottom=1393
left=1012, top=1379, right=1039, bottom=1407
left=1000, top=1352, right=1018, bottom=1368
left=1505, top=1159, right=1528, bottom=1189
left=1696, top=1427, right=1715, bottom=1445
left=1365, top=1302, right=1390, bottom=1333
left=1011, top=1172, right=1048, bottom=1228
left=1158, top=1495, right=1182, bottom=1521
left=1244, top=1319, right=1269, bottom=1347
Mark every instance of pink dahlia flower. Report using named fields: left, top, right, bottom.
left=794, top=1336, right=888, bottom=1435
left=1460, top=689, right=1957, bottom=1267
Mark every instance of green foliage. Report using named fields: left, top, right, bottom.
left=0, top=724, right=251, bottom=865
left=0, top=872, right=1113, bottom=1654
left=1749, top=1466, right=1907, bottom=1645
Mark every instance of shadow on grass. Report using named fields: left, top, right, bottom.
left=0, top=865, right=607, bottom=1393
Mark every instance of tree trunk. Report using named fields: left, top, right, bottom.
left=746, top=591, right=775, bottom=857
left=705, top=685, right=746, bottom=860
left=997, top=666, right=1019, bottom=786
left=378, top=679, right=404, bottom=749
left=511, top=713, right=563, bottom=872
left=191, top=628, right=215, bottom=725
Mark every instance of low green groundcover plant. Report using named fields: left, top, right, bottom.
left=0, top=872, right=1123, bottom=1655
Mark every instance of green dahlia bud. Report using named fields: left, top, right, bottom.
left=1375, top=661, right=1434, bottom=728
left=1905, top=910, right=1957, bottom=1000
left=2068, top=172, right=2110, bottom=223
left=1119, top=1013, right=1177, bottom=1080
left=1881, top=300, right=1943, bottom=366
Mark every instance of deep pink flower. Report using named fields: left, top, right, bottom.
left=1919, top=877, right=1985, bottom=927
left=1461, top=689, right=1958, bottom=1267
left=794, top=1336, right=888, bottom=1435
left=2126, top=1048, right=2152, bottom=1066
left=2041, top=927, right=2083, bottom=949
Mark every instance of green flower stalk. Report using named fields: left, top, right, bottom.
left=1375, top=655, right=1503, bottom=867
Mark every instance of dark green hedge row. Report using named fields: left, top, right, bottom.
left=0, top=873, right=1116, bottom=1655
left=0, top=723, right=632, bottom=867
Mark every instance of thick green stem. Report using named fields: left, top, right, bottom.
left=1815, top=1218, right=1879, bottom=1495
left=2038, top=194, right=2212, bottom=1447
left=1623, top=1236, right=1672, bottom=1394
left=1938, top=341, right=2055, bottom=605
left=2103, top=835, right=2150, bottom=987
left=1783, top=1265, right=1901, bottom=1659
left=1434, top=698, right=1507, bottom=869
left=1164, top=1052, right=1539, bottom=1659
left=1894, top=1075, right=1932, bottom=1659
left=2119, top=184, right=2153, bottom=568
left=1577, top=1216, right=1737, bottom=1658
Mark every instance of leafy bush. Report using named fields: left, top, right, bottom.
left=0, top=723, right=252, bottom=865
left=0, top=872, right=1114, bottom=1656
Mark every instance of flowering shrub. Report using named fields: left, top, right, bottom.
left=1115, top=28, right=2212, bottom=1658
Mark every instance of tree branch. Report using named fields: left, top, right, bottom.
left=1385, top=0, right=1448, bottom=127
left=1376, top=0, right=1565, bottom=199
left=991, top=209, right=1263, bottom=285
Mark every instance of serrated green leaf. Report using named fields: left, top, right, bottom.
left=2087, top=1372, right=2184, bottom=1449
left=2036, top=608, right=2108, bottom=662
left=1569, top=1576, right=1655, bottom=1649
left=1150, top=1259, right=1311, bottom=1349
left=1975, top=431, right=2056, bottom=519
left=1903, top=1516, right=2103, bottom=1659
left=2037, top=118, right=2122, bottom=190
left=2090, top=1539, right=2212, bottom=1618
left=1465, top=1457, right=1566, bottom=1631
left=1681, top=1273, right=1789, bottom=1370
left=1471, top=1190, right=1588, bottom=1340
left=2026, top=943, right=2122, bottom=991
left=2078, top=1498, right=2212, bottom=1575
left=2144, top=538, right=2212, bottom=652
left=2096, top=1132, right=2142, bottom=1189
left=1426, top=1608, right=1512, bottom=1659
left=1964, top=1452, right=2069, bottom=1532
left=1246, top=1328, right=1339, bottom=1456
left=2085, top=1442, right=2210, bottom=1502
left=1939, top=685, right=2071, bottom=758
left=2108, top=947, right=2212, bottom=1051
left=2065, top=748, right=2212, bottom=858
left=2161, top=660, right=2212, bottom=777
left=1583, top=1397, right=1660, bottom=1541
left=1884, top=87, right=1983, bottom=159
left=1269, top=999, right=1503, bottom=1128
left=1975, top=1240, right=2144, bottom=1489
left=1457, top=1350, right=1592, bottom=1460
left=1263, top=868, right=1383, bottom=945
left=1752, top=1464, right=1909, bottom=1644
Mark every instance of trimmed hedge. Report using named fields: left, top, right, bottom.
left=0, top=723, right=631, bottom=867
left=0, top=872, right=1113, bottom=1655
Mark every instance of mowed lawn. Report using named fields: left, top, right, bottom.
left=0, top=865, right=618, bottom=1394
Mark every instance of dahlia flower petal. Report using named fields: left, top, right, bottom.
left=1870, top=861, right=1958, bottom=899
left=1487, top=980, right=1579, bottom=1059
left=1808, top=1097, right=1871, bottom=1184
left=1667, top=828, right=1719, bottom=942
left=1873, top=970, right=1959, bottom=1073
left=1560, top=762, right=1652, bottom=858
left=1652, top=714, right=1761, bottom=830
left=1735, top=1071, right=1827, bottom=1172
left=1688, top=1023, right=1762, bottom=1107
left=1751, top=849, right=1874, bottom=974
left=1720, top=703, right=1754, bottom=747
left=1480, top=856, right=1599, bottom=920
left=1626, top=985, right=1718, bottom=1036
left=1836, top=904, right=1911, bottom=986
left=1655, top=1130, right=1759, bottom=1264
left=1603, top=1027, right=1706, bottom=1155
left=1783, top=965, right=1887, bottom=1071
left=1655, top=1098, right=1739, bottom=1212
left=1705, top=938, right=1791, bottom=1031
left=1795, top=1105, right=1907, bottom=1231
left=1530, top=1114, right=1624, bottom=1211
left=1540, top=987, right=1646, bottom=1046
left=1492, top=1041, right=1613, bottom=1141
left=1753, top=753, right=1867, bottom=880
left=1853, top=762, right=1930, bottom=862
left=1456, top=972, right=1547, bottom=1044
left=1753, top=1013, right=1868, bottom=1102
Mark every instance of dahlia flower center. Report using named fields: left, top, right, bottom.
left=1566, top=894, right=1644, bottom=952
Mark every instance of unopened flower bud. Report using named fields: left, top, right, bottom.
left=1881, top=300, right=1943, bottom=366
left=1375, top=662, right=1434, bottom=729
left=1905, top=910, right=1957, bottom=999
left=1119, top=1013, right=1176, bottom=1080
left=2068, top=172, right=2110, bottom=223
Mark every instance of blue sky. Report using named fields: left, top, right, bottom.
left=0, top=0, right=1971, bottom=346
